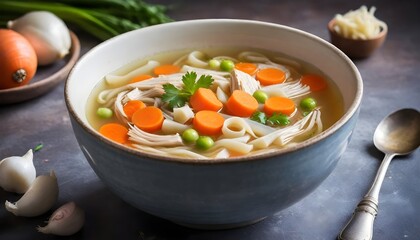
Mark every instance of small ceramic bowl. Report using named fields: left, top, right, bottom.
left=65, top=19, right=363, bottom=229
left=0, top=31, right=80, bottom=105
left=328, top=19, right=387, bottom=59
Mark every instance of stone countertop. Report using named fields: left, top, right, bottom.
left=1, top=0, right=419, bottom=239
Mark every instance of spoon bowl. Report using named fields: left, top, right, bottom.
left=374, top=108, right=420, bottom=155
left=339, top=108, right=420, bottom=240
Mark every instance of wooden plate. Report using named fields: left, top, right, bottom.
left=0, top=31, right=81, bottom=105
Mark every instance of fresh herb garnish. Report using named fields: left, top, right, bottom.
left=250, top=111, right=267, bottom=124
left=267, top=113, right=290, bottom=126
left=250, top=111, right=290, bottom=126
left=161, top=71, right=214, bottom=109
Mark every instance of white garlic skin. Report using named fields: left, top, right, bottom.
left=38, top=201, right=85, bottom=236
left=5, top=171, right=59, bottom=217
left=0, top=149, right=36, bottom=194
left=7, top=11, right=71, bottom=66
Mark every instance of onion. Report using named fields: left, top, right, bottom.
left=7, top=11, right=71, bottom=66
left=0, top=149, right=36, bottom=194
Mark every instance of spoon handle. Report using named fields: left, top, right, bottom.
left=337, top=196, right=378, bottom=240
left=338, top=153, right=394, bottom=240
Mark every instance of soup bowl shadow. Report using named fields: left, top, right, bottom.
left=65, top=19, right=363, bottom=230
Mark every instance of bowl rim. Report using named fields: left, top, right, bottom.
left=65, top=19, right=363, bottom=165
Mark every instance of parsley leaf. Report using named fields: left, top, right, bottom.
left=181, top=72, right=198, bottom=95
left=195, top=75, right=214, bottom=91
left=161, top=71, right=214, bottom=109
left=267, top=113, right=290, bottom=126
left=161, top=84, right=187, bottom=108
left=250, top=111, right=267, bottom=124
left=251, top=111, right=291, bottom=127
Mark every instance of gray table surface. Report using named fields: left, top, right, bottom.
left=1, top=0, right=419, bottom=239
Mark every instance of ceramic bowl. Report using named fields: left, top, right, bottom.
left=0, top=31, right=80, bottom=105
left=65, top=19, right=363, bottom=229
left=328, top=19, right=387, bottom=59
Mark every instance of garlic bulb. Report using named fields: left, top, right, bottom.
left=5, top=171, right=59, bottom=217
left=38, top=202, right=85, bottom=236
left=0, top=149, right=36, bottom=194
left=7, top=11, right=71, bottom=66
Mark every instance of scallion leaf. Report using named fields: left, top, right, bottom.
left=0, top=0, right=172, bottom=41
left=33, top=143, right=43, bottom=152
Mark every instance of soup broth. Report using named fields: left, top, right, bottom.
left=87, top=48, right=344, bottom=159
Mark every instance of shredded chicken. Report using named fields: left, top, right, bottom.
left=250, top=109, right=323, bottom=149
left=230, top=69, right=261, bottom=95
left=122, top=87, right=164, bottom=104
left=261, top=80, right=310, bottom=99
left=128, top=125, right=183, bottom=147
left=114, top=91, right=129, bottom=125
left=97, top=74, right=184, bottom=105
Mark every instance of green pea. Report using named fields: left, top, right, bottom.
left=253, top=90, right=269, bottom=103
left=208, top=59, right=220, bottom=69
left=196, top=136, right=214, bottom=150
left=300, top=97, right=317, bottom=112
left=220, top=59, right=235, bottom=72
left=97, top=107, right=113, bottom=119
left=182, top=128, right=199, bottom=143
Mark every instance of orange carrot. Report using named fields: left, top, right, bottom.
left=226, top=90, right=259, bottom=117
left=264, top=96, right=296, bottom=116
left=235, top=62, right=258, bottom=75
left=123, top=100, right=146, bottom=120
left=129, top=74, right=153, bottom=84
left=193, top=110, right=225, bottom=136
left=131, top=106, right=164, bottom=133
left=301, top=74, right=327, bottom=91
left=256, top=68, right=286, bottom=86
left=99, top=123, right=129, bottom=144
left=153, top=64, right=181, bottom=75
left=0, top=29, right=37, bottom=90
left=190, top=88, right=223, bottom=112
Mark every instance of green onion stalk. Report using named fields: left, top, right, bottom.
left=0, top=0, right=173, bottom=41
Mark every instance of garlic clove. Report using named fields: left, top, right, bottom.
left=0, top=149, right=36, bottom=194
left=5, top=171, right=59, bottom=217
left=7, top=11, right=71, bottom=66
left=37, top=201, right=85, bottom=236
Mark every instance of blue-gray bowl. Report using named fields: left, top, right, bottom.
left=65, top=19, right=362, bottom=229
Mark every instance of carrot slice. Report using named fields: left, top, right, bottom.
left=131, top=106, right=164, bottom=133
left=264, top=96, right=296, bottom=116
left=99, top=123, right=129, bottom=144
left=153, top=64, right=181, bottom=75
left=123, top=100, right=146, bottom=121
left=129, top=74, right=153, bottom=84
left=256, top=68, right=286, bottom=85
left=193, top=110, right=225, bottom=136
left=190, top=88, right=223, bottom=112
left=226, top=90, right=259, bottom=117
left=235, top=62, right=258, bottom=75
left=301, top=74, right=327, bottom=91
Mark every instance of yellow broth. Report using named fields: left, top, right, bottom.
left=86, top=48, right=344, bottom=158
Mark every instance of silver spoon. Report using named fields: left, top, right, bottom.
left=338, top=108, right=420, bottom=240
